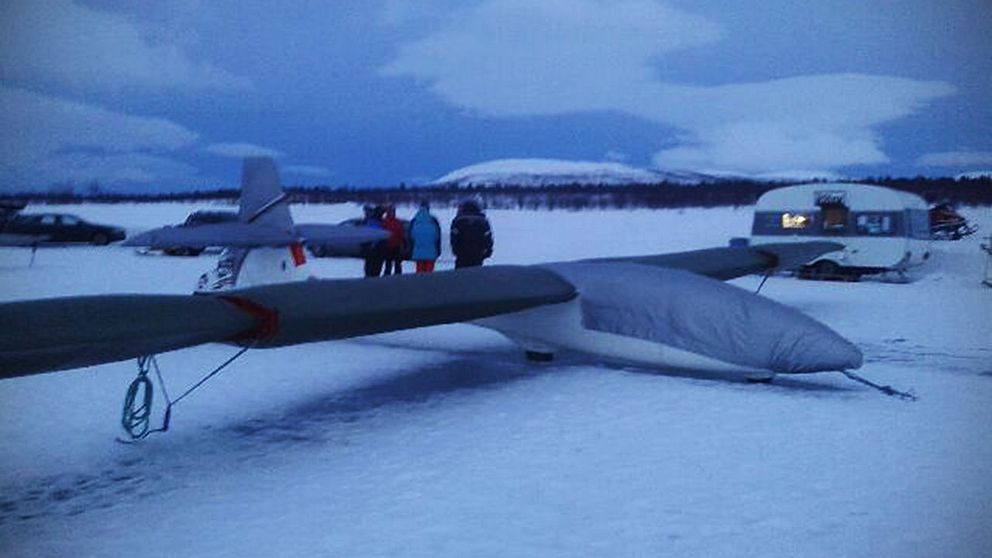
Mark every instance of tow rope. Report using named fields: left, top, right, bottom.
left=841, top=369, right=917, bottom=401
left=119, top=345, right=253, bottom=441
left=754, top=272, right=772, bottom=294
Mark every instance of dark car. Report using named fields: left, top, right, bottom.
left=163, top=210, right=239, bottom=256
left=2, top=213, right=126, bottom=245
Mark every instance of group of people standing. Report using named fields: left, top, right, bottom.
left=360, top=200, right=493, bottom=277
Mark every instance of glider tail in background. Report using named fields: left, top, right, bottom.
left=123, top=157, right=388, bottom=290
left=239, top=157, right=294, bottom=229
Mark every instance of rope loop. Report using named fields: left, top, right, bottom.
left=118, top=345, right=255, bottom=442
left=121, top=372, right=154, bottom=439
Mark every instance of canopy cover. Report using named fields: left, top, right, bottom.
left=545, top=262, right=863, bottom=373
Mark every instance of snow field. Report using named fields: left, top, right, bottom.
left=0, top=203, right=990, bottom=557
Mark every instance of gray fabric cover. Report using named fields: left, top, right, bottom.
left=231, top=265, right=576, bottom=348
left=544, top=262, right=862, bottom=373
left=0, top=295, right=253, bottom=378
left=0, top=266, right=575, bottom=378
left=576, top=241, right=844, bottom=280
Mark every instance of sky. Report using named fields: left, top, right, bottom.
left=0, top=0, right=990, bottom=192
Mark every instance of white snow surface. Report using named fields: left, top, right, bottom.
left=433, top=158, right=709, bottom=186
left=1, top=203, right=991, bottom=557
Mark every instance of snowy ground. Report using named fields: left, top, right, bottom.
left=0, top=203, right=990, bottom=557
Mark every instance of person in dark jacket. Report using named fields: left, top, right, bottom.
left=409, top=201, right=441, bottom=273
left=450, top=200, right=493, bottom=268
left=361, top=205, right=385, bottom=277
left=382, top=205, right=406, bottom=275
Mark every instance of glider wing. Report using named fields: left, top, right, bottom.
left=293, top=223, right=389, bottom=248
left=123, top=223, right=297, bottom=249
left=0, top=295, right=255, bottom=379
left=0, top=266, right=576, bottom=378
left=580, top=241, right=843, bottom=280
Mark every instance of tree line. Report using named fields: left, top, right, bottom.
left=2, top=176, right=989, bottom=209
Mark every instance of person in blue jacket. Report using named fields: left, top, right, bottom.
left=409, top=201, right=441, bottom=273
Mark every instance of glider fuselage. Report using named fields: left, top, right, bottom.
left=475, top=299, right=777, bottom=380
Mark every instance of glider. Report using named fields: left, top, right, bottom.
left=1, top=157, right=909, bottom=436
left=123, top=158, right=388, bottom=272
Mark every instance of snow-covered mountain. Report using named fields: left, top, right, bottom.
left=432, top=158, right=716, bottom=187
left=955, top=170, right=992, bottom=180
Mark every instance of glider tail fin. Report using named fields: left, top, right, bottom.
left=239, top=157, right=293, bottom=230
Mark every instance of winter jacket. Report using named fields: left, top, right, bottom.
left=450, top=203, right=493, bottom=263
left=410, top=207, right=441, bottom=261
left=382, top=214, right=406, bottom=250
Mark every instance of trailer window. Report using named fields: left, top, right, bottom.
left=782, top=212, right=811, bottom=229
left=820, top=205, right=848, bottom=232
left=855, top=213, right=893, bottom=235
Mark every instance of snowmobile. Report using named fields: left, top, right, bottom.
left=929, top=203, right=978, bottom=240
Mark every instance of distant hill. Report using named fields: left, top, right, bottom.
left=2, top=166, right=989, bottom=209
left=433, top=158, right=719, bottom=187
left=955, top=170, right=992, bottom=180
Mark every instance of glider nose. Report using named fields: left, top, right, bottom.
left=768, top=319, right=863, bottom=373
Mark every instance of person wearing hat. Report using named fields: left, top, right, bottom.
left=450, top=200, right=493, bottom=269
left=409, top=201, right=441, bottom=273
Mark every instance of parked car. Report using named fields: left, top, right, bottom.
left=163, top=210, right=239, bottom=256
left=1, top=213, right=126, bottom=245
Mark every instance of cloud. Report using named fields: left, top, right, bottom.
left=32, top=153, right=205, bottom=188
left=0, top=0, right=247, bottom=92
left=649, top=74, right=954, bottom=173
left=382, top=0, right=955, bottom=174
left=204, top=143, right=286, bottom=159
left=603, top=151, right=630, bottom=163
left=382, top=0, right=720, bottom=116
left=916, top=150, right=992, bottom=167
left=0, top=87, right=198, bottom=159
left=0, top=86, right=203, bottom=189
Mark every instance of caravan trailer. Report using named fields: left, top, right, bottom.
left=751, top=183, right=931, bottom=279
